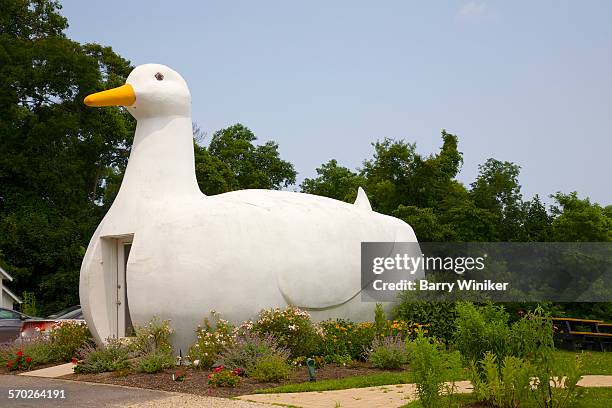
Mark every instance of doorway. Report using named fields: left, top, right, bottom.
left=116, top=239, right=133, bottom=337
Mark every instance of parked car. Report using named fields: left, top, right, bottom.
left=0, top=307, right=33, bottom=344
left=20, top=305, right=85, bottom=340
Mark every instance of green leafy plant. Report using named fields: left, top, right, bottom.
left=253, top=306, right=319, bottom=358
left=407, top=331, right=461, bottom=408
left=367, top=335, right=407, bottom=369
left=207, top=365, right=241, bottom=387
left=74, top=339, right=132, bottom=374
left=251, top=354, right=292, bottom=382
left=216, top=332, right=288, bottom=376
left=470, top=353, right=532, bottom=408
left=47, top=320, right=92, bottom=361
left=454, top=301, right=511, bottom=365
left=188, top=311, right=235, bottom=369
left=323, top=353, right=353, bottom=366
left=393, top=298, right=458, bottom=344
left=137, top=351, right=175, bottom=374
left=132, top=316, right=174, bottom=355
left=20, top=291, right=38, bottom=316
left=5, top=349, right=34, bottom=371
left=317, top=319, right=375, bottom=361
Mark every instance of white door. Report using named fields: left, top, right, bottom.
left=116, top=239, right=133, bottom=337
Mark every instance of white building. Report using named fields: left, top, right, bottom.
left=0, top=266, right=22, bottom=310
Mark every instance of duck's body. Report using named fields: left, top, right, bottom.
left=79, top=64, right=419, bottom=353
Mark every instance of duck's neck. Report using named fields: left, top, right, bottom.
left=116, top=115, right=201, bottom=202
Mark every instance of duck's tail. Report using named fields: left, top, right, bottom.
left=354, top=186, right=372, bottom=211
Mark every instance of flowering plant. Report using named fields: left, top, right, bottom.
left=318, top=319, right=375, bottom=361
left=172, top=366, right=189, bottom=382
left=252, top=306, right=318, bottom=357
left=207, top=365, right=241, bottom=387
left=188, top=311, right=235, bottom=369
left=133, top=316, right=174, bottom=354
left=6, top=350, right=34, bottom=371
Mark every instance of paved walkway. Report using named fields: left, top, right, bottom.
left=0, top=375, right=271, bottom=408
left=239, top=381, right=474, bottom=408
left=239, top=376, right=612, bottom=408
left=18, top=363, right=75, bottom=378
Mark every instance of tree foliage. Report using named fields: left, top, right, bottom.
left=0, top=0, right=134, bottom=314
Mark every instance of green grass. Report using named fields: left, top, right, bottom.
left=255, top=366, right=469, bottom=394
left=255, top=350, right=611, bottom=395
left=402, top=388, right=612, bottom=408
left=554, top=350, right=612, bottom=375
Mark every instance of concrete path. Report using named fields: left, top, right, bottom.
left=239, top=381, right=474, bottom=408
left=18, top=363, right=75, bottom=378
left=239, top=375, right=612, bottom=408
left=0, top=375, right=272, bottom=408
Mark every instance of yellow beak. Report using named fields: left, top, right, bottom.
left=84, top=84, right=136, bottom=107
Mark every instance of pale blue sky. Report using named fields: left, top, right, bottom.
left=60, top=1, right=612, bottom=205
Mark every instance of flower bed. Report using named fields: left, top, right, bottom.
left=62, top=361, right=404, bottom=398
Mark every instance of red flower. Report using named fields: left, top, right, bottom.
left=71, top=357, right=78, bottom=365
left=213, top=365, right=224, bottom=373
left=207, top=374, right=213, bottom=379
left=25, top=357, right=33, bottom=363
left=16, top=350, right=23, bottom=357
left=7, top=360, right=14, bottom=368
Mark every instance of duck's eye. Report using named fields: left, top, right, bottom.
left=154, top=72, right=164, bottom=81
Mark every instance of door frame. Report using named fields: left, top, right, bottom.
left=116, top=237, right=132, bottom=338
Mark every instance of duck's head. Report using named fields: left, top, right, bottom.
left=84, top=64, right=191, bottom=119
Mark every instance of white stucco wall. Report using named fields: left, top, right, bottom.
left=80, top=64, right=421, bottom=354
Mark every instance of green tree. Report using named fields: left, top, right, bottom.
left=0, top=0, right=134, bottom=314
left=549, top=192, right=611, bottom=242
left=195, top=124, right=296, bottom=195
left=470, top=159, right=525, bottom=241
left=300, top=159, right=366, bottom=202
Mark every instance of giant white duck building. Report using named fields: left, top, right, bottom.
left=80, top=64, right=419, bottom=353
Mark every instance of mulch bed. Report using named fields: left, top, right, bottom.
left=60, top=362, right=403, bottom=398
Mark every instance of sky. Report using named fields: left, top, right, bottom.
left=60, top=0, right=612, bottom=205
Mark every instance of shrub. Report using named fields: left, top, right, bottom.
left=47, top=320, right=92, bottom=361
left=132, top=316, right=174, bottom=355
left=253, top=306, right=318, bottom=358
left=367, top=335, right=407, bottom=369
left=216, top=332, right=288, bottom=376
left=137, top=351, right=175, bottom=373
left=74, top=339, right=132, bottom=373
left=5, top=349, right=34, bottom=371
left=207, top=365, right=241, bottom=387
left=18, top=339, right=57, bottom=366
left=530, top=352, right=582, bottom=408
left=323, top=353, right=353, bottom=366
left=407, top=331, right=461, bottom=408
left=317, top=319, right=375, bottom=361
left=524, top=308, right=581, bottom=408
left=470, top=353, right=532, bottom=408
left=393, top=298, right=458, bottom=344
left=454, top=302, right=511, bottom=365
left=188, top=311, right=235, bottom=369
left=251, top=354, right=292, bottom=382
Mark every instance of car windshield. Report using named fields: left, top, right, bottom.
left=47, top=305, right=81, bottom=319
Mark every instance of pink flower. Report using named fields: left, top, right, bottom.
left=213, top=365, right=224, bottom=373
